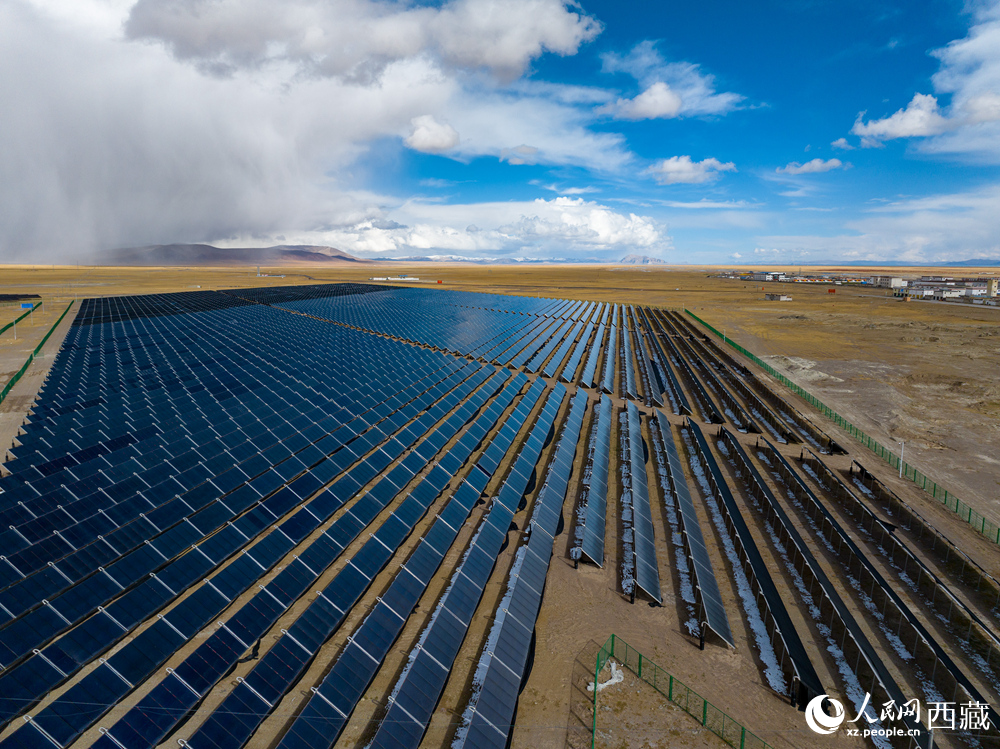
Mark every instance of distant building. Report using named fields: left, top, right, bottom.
left=764, top=293, right=793, bottom=301
left=750, top=271, right=785, bottom=282
left=988, top=279, right=998, bottom=297
left=871, top=276, right=906, bottom=289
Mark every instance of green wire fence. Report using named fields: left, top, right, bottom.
left=593, top=634, right=771, bottom=749
left=0, top=301, right=74, bottom=409
left=684, top=308, right=1000, bottom=546
left=0, top=301, right=43, bottom=338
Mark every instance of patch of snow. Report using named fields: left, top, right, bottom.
left=588, top=660, right=625, bottom=693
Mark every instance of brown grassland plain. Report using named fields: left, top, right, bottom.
left=0, top=262, right=998, bottom=749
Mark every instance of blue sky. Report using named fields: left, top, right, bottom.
left=3, top=0, right=1000, bottom=263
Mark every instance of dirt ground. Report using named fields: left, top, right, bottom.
left=1, top=262, right=997, bottom=749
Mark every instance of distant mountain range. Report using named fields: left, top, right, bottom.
left=618, top=254, right=666, bottom=265
left=104, top=244, right=368, bottom=266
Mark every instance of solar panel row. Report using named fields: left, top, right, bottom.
left=524, top=318, right=575, bottom=373
left=541, top=319, right=584, bottom=378
left=621, top=314, right=638, bottom=400
left=626, top=403, right=660, bottom=603
left=653, top=311, right=724, bottom=424
left=670, top=328, right=758, bottom=434
left=630, top=308, right=662, bottom=407
left=366, top=385, right=568, bottom=749
left=554, top=319, right=593, bottom=382
left=576, top=395, right=613, bottom=567
left=455, top=390, right=589, bottom=748
left=651, top=411, right=732, bottom=647
left=579, top=322, right=606, bottom=389
left=600, top=318, right=617, bottom=396
left=639, top=307, right=691, bottom=415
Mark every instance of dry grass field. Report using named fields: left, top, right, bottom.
left=0, top=262, right=997, bottom=749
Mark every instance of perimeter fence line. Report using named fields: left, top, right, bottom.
left=682, top=308, right=1000, bottom=547
left=593, top=634, right=772, bottom=749
left=0, top=301, right=75, bottom=408
left=0, top=302, right=43, bottom=338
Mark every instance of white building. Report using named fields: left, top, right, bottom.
left=871, top=276, right=906, bottom=289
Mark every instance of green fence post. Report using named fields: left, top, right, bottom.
left=702, top=699, right=708, bottom=726
left=669, top=674, right=673, bottom=700
left=741, top=726, right=746, bottom=749
left=638, top=653, right=642, bottom=679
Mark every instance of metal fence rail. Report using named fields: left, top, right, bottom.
left=0, top=302, right=43, bottom=338
left=593, top=634, right=771, bottom=749
left=0, top=301, right=73, bottom=409
left=683, top=309, right=1000, bottom=546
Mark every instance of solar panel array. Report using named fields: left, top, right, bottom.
left=685, top=418, right=822, bottom=707
left=183, top=376, right=541, bottom=749
left=365, top=386, right=567, bottom=749
left=6, top=280, right=982, bottom=749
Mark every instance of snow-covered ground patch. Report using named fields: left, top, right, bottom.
left=588, top=660, right=625, bottom=693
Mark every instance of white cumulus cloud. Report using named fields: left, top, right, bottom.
left=125, top=0, right=602, bottom=81
left=852, top=93, right=950, bottom=146
left=601, top=41, right=743, bottom=117
left=307, top=196, right=667, bottom=259
left=777, top=158, right=844, bottom=174
left=405, top=115, right=459, bottom=153
left=830, top=137, right=854, bottom=150
left=601, top=81, right=682, bottom=120
left=645, top=155, right=736, bottom=185
left=847, top=4, right=1000, bottom=158
left=0, top=0, right=630, bottom=259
